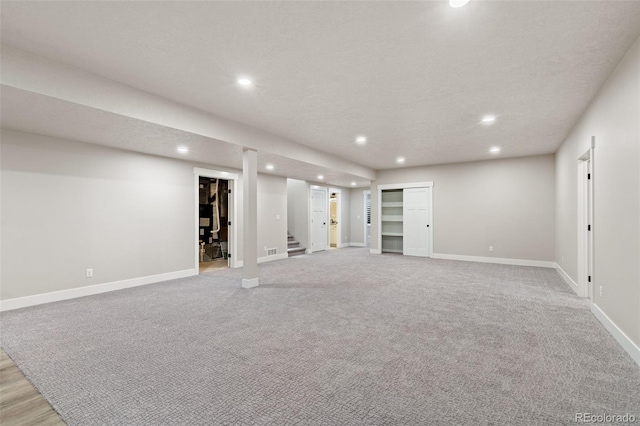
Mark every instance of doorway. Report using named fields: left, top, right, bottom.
left=578, top=146, right=594, bottom=299
left=198, top=176, right=229, bottom=272
left=194, top=167, right=237, bottom=273
left=329, top=192, right=339, bottom=248
left=310, top=187, right=328, bottom=252
left=377, top=182, right=434, bottom=257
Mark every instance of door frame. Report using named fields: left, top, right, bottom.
left=328, top=187, right=344, bottom=248
left=377, top=182, right=433, bottom=256
left=194, top=167, right=239, bottom=269
left=577, top=137, right=595, bottom=299
left=309, top=185, right=329, bottom=253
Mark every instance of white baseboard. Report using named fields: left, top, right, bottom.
left=0, top=268, right=198, bottom=312
left=241, top=278, right=259, bottom=289
left=370, top=248, right=382, bottom=254
left=431, top=253, right=555, bottom=268
left=555, top=263, right=581, bottom=296
left=591, top=303, right=640, bottom=367
left=264, top=253, right=289, bottom=263
left=349, top=242, right=365, bottom=247
left=337, top=243, right=350, bottom=248
left=235, top=252, right=289, bottom=268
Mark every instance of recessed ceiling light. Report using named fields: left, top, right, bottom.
left=351, top=182, right=356, bottom=186
left=356, top=136, right=367, bottom=145
left=265, top=164, right=274, bottom=171
left=482, top=115, right=496, bottom=124
left=490, top=147, right=501, bottom=154
left=177, top=146, right=189, bottom=154
left=396, top=157, right=405, bottom=164
left=449, top=0, right=470, bottom=8
left=237, top=77, right=252, bottom=86
left=317, top=175, right=324, bottom=180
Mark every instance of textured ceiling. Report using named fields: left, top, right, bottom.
left=2, top=1, right=640, bottom=171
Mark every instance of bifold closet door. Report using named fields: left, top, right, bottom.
left=403, top=187, right=432, bottom=257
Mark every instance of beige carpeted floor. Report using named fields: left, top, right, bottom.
left=1, top=248, right=638, bottom=425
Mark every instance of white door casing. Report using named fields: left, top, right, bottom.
left=193, top=167, right=238, bottom=269
left=403, top=187, right=432, bottom=257
left=376, top=182, right=433, bottom=256
left=577, top=139, right=595, bottom=299
left=311, top=188, right=328, bottom=252
left=328, top=187, right=342, bottom=248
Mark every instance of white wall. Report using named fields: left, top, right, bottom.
left=1, top=129, right=288, bottom=301
left=257, top=174, right=288, bottom=258
left=340, top=188, right=351, bottom=246
left=286, top=179, right=309, bottom=251
left=373, top=155, right=556, bottom=262
left=350, top=189, right=366, bottom=245
left=555, top=37, right=640, bottom=348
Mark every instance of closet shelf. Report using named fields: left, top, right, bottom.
left=382, top=215, right=403, bottom=222
left=381, top=202, right=403, bottom=207
left=382, top=232, right=403, bottom=237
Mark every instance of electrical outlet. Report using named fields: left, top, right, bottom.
left=489, top=246, right=494, bottom=252
left=86, top=269, right=93, bottom=278
left=599, top=286, right=602, bottom=297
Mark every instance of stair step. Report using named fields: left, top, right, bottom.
left=287, top=247, right=306, bottom=257
left=288, top=240, right=300, bottom=248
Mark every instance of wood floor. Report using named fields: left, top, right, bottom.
left=0, top=349, right=65, bottom=426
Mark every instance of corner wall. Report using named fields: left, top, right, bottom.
left=555, top=37, right=640, bottom=352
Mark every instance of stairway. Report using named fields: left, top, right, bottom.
left=287, top=233, right=306, bottom=257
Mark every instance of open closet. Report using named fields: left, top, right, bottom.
left=380, top=186, right=432, bottom=257
left=199, top=177, right=229, bottom=270
left=381, top=189, right=404, bottom=253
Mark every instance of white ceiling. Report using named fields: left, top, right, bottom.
left=0, top=85, right=369, bottom=188
left=1, top=1, right=640, bottom=173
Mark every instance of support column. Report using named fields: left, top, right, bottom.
left=242, top=148, right=259, bottom=288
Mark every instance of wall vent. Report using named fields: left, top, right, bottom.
left=266, top=248, right=277, bottom=256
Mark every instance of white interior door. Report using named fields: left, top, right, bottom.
left=311, top=188, right=328, bottom=252
left=403, top=187, right=432, bottom=257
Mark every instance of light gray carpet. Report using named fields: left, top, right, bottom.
left=1, top=248, right=638, bottom=425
